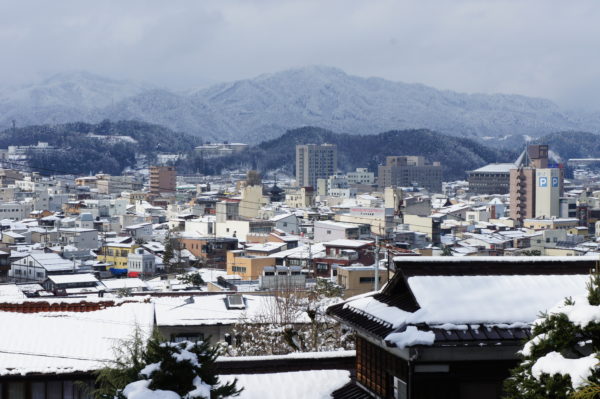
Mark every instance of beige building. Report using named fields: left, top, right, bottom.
left=509, top=145, right=564, bottom=224
left=150, top=166, right=176, bottom=195
left=239, top=185, right=269, bottom=219
left=337, top=265, right=392, bottom=298
left=285, top=187, right=316, bottom=208
left=226, top=250, right=276, bottom=280
left=535, top=168, right=563, bottom=218
left=523, top=218, right=579, bottom=231
left=295, top=144, right=337, bottom=188
left=377, top=156, right=442, bottom=192
left=403, top=214, right=442, bottom=245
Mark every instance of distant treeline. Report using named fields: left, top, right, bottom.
left=175, top=127, right=519, bottom=180
left=2, top=120, right=595, bottom=179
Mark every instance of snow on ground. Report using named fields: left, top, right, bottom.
left=220, top=369, right=350, bottom=399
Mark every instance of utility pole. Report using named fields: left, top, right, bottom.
left=374, top=235, right=380, bottom=291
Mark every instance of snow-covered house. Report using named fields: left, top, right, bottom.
left=0, top=301, right=154, bottom=395
left=43, top=273, right=102, bottom=295
left=328, top=256, right=598, bottom=399
left=154, top=294, right=310, bottom=344
left=10, top=252, right=78, bottom=282
left=269, top=213, right=299, bottom=235
left=123, top=222, right=153, bottom=242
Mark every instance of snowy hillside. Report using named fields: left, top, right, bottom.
left=0, top=67, right=596, bottom=143
left=0, top=71, right=151, bottom=128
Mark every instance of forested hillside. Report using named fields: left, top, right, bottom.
left=178, top=127, right=519, bottom=180
left=0, top=120, right=199, bottom=175
left=534, top=131, right=600, bottom=161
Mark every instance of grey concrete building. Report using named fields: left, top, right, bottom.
left=295, top=144, right=337, bottom=188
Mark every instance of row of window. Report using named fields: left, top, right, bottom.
left=0, top=380, right=94, bottom=399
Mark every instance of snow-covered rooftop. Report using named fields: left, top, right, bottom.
left=0, top=302, right=154, bottom=376
left=47, top=273, right=99, bottom=285
left=323, top=239, right=373, bottom=248
left=154, top=295, right=310, bottom=326
left=345, top=274, right=590, bottom=328
left=220, top=369, right=350, bottom=399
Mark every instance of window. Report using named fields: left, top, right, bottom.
left=360, top=277, right=381, bottom=284
left=394, top=377, right=408, bottom=399
left=232, top=266, right=247, bottom=273
left=172, top=333, right=204, bottom=343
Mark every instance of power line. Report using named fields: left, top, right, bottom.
left=0, top=348, right=113, bottom=363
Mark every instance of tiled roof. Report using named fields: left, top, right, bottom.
left=332, top=382, right=374, bottom=399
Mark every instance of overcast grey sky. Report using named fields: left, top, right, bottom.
left=1, top=0, right=599, bottom=108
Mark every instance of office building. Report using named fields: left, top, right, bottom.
left=295, top=144, right=337, bottom=188
left=468, top=163, right=515, bottom=194
left=535, top=168, right=563, bottom=218
left=149, top=166, right=176, bottom=195
left=377, top=156, right=442, bottom=192
left=509, top=145, right=563, bottom=224
left=509, top=167, right=536, bottom=223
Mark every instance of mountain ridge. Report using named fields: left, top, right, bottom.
left=0, top=67, right=597, bottom=143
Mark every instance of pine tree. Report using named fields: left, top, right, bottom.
left=116, top=335, right=242, bottom=399
left=162, top=232, right=174, bottom=273
left=503, top=273, right=600, bottom=399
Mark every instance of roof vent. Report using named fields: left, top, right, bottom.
left=225, top=294, right=245, bottom=309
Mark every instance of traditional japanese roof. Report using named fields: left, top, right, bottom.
left=328, top=256, right=596, bottom=350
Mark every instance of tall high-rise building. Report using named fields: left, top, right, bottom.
left=377, top=156, right=442, bottom=192
left=295, top=144, right=337, bottom=188
left=509, top=167, right=536, bottom=222
left=509, top=144, right=563, bottom=224
left=149, top=166, right=176, bottom=195
left=535, top=168, right=563, bottom=218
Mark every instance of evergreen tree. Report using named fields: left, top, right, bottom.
left=179, top=272, right=205, bottom=287
left=100, top=330, right=242, bottom=399
left=503, top=273, right=600, bottom=398
left=162, top=232, right=174, bottom=273
left=441, top=246, right=453, bottom=256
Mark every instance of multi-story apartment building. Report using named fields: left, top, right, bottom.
left=149, top=166, right=176, bottom=195
left=347, top=168, right=375, bottom=185
left=295, top=144, right=337, bottom=188
left=377, top=156, right=442, bottom=192
left=509, top=167, right=536, bottom=223
left=178, top=235, right=239, bottom=269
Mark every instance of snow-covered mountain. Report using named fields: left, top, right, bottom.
left=0, top=66, right=596, bottom=143
left=0, top=71, right=152, bottom=128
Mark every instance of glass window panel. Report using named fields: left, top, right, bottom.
left=7, top=382, right=25, bottom=399
left=63, top=381, right=74, bottom=399
left=47, top=381, right=62, bottom=399
left=31, top=382, right=45, bottom=399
